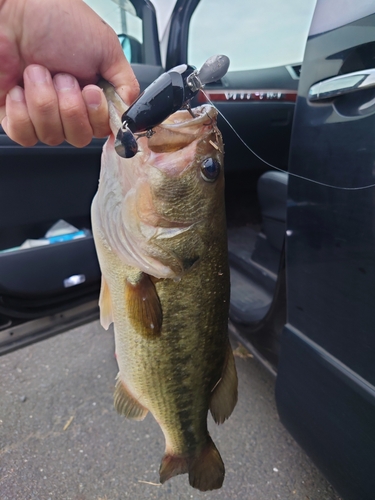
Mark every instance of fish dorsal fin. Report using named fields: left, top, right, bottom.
left=209, top=343, right=238, bottom=424
left=99, top=276, right=113, bottom=330
left=114, top=375, right=148, bottom=420
left=125, top=273, right=162, bottom=338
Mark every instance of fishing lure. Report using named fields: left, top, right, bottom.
left=114, top=55, right=230, bottom=158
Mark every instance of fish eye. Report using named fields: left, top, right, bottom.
left=200, top=158, right=220, bottom=182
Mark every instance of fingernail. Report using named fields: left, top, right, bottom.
left=8, top=86, right=24, bottom=102
left=83, top=88, right=102, bottom=110
left=28, top=65, right=48, bottom=84
left=54, top=73, right=75, bottom=91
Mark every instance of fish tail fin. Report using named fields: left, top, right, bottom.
left=159, top=436, right=225, bottom=491
left=188, top=436, right=225, bottom=491
left=159, top=454, right=189, bottom=484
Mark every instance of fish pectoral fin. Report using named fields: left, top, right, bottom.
left=125, top=273, right=162, bottom=338
left=159, top=437, right=224, bottom=492
left=114, top=375, right=148, bottom=421
left=209, top=343, right=238, bottom=424
left=99, top=276, right=113, bottom=330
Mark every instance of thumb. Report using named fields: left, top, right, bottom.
left=100, top=46, right=140, bottom=106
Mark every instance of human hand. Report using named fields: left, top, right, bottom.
left=0, top=0, right=140, bottom=147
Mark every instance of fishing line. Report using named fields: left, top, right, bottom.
left=201, top=89, right=375, bottom=191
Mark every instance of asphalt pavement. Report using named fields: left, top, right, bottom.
left=0, top=321, right=341, bottom=500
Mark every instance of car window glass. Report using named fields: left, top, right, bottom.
left=188, top=0, right=316, bottom=71
left=84, top=0, right=143, bottom=61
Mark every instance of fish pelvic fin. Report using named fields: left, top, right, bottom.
left=99, top=275, right=113, bottom=330
left=114, top=375, right=148, bottom=421
left=209, top=343, right=238, bottom=424
left=159, top=436, right=225, bottom=491
left=125, top=273, right=162, bottom=338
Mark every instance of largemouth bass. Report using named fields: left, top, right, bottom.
left=91, top=82, right=238, bottom=491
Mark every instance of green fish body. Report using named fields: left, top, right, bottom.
left=91, top=83, right=238, bottom=491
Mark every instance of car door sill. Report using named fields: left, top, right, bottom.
left=229, top=319, right=277, bottom=377
left=0, top=300, right=99, bottom=356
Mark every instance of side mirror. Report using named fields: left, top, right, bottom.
left=118, top=34, right=142, bottom=63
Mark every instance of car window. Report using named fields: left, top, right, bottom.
left=84, top=0, right=143, bottom=62
left=188, top=0, right=317, bottom=71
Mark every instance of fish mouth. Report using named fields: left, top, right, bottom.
left=146, top=105, right=218, bottom=154
left=161, top=105, right=217, bottom=129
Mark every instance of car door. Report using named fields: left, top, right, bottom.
left=165, top=0, right=315, bottom=367
left=166, top=0, right=375, bottom=496
left=0, top=0, right=164, bottom=353
left=275, top=2, right=375, bottom=499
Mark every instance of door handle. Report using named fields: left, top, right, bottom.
left=308, top=69, right=375, bottom=101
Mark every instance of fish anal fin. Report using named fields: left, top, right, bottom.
left=209, top=343, right=238, bottom=424
left=159, top=437, right=224, bottom=492
left=99, top=275, right=113, bottom=330
left=114, top=375, right=148, bottom=421
left=125, top=273, right=162, bottom=338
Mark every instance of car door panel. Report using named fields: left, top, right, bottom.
left=276, top=7, right=375, bottom=499
left=0, top=0, right=164, bottom=341
left=277, top=327, right=375, bottom=500
left=198, top=85, right=296, bottom=173
left=0, top=130, right=103, bottom=307
left=165, top=0, right=303, bottom=339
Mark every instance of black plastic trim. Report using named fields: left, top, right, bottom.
left=141, top=1, right=162, bottom=66
left=166, top=0, right=200, bottom=69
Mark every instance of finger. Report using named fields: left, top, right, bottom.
left=2, top=86, right=38, bottom=146
left=82, top=84, right=110, bottom=138
left=0, top=28, right=21, bottom=108
left=23, top=65, right=64, bottom=146
left=53, top=73, right=93, bottom=147
left=99, top=40, right=140, bottom=105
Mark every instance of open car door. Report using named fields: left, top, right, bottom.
left=164, top=0, right=315, bottom=369
left=165, top=0, right=375, bottom=497
left=0, top=0, right=164, bottom=353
